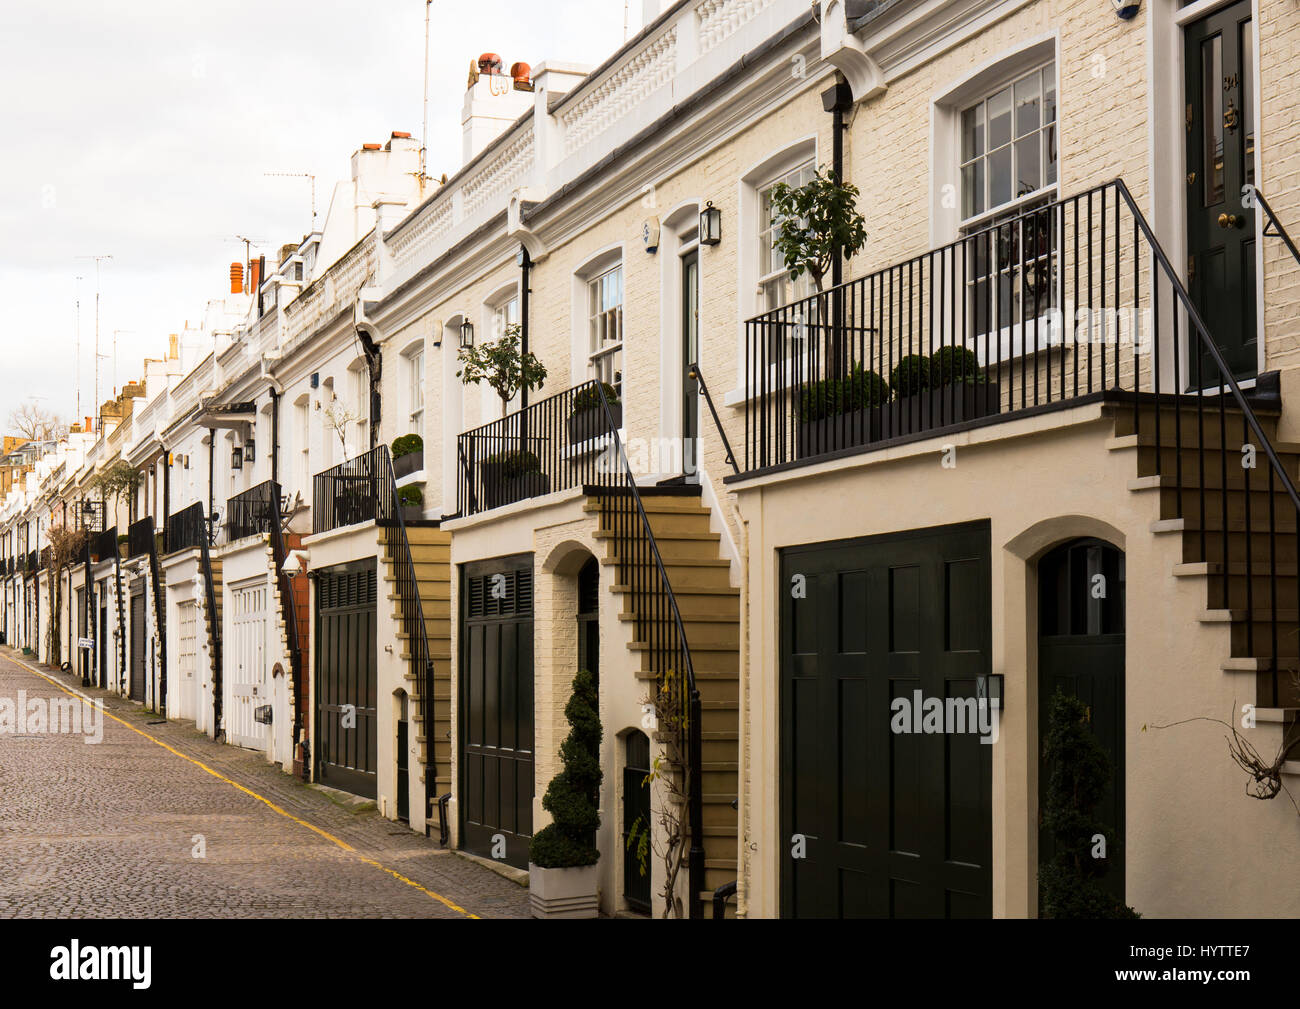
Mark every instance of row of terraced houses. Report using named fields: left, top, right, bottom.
left=4, top=0, right=1300, bottom=917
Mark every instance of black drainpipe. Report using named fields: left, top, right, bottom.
left=358, top=330, right=382, bottom=452
left=823, top=77, right=853, bottom=373
left=270, top=388, right=281, bottom=486
left=518, top=246, right=532, bottom=411
left=162, top=448, right=171, bottom=553
left=207, top=429, right=215, bottom=525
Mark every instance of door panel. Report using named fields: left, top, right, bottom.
left=681, top=249, right=700, bottom=480
left=780, top=522, right=992, bottom=918
left=315, top=563, right=378, bottom=798
left=1185, top=0, right=1256, bottom=381
left=129, top=590, right=146, bottom=701
left=228, top=582, right=269, bottom=750
left=460, top=557, right=534, bottom=870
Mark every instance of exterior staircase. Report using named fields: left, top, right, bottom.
left=382, top=525, right=452, bottom=827
left=205, top=555, right=224, bottom=739
left=1112, top=397, right=1300, bottom=768
left=590, top=490, right=740, bottom=917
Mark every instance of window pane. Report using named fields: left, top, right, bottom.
left=988, top=144, right=1012, bottom=208
left=961, top=105, right=983, bottom=161
left=987, top=87, right=1013, bottom=149
left=1045, top=123, right=1058, bottom=186
left=1043, top=69, right=1056, bottom=124
left=962, top=161, right=984, bottom=218
left=1014, top=72, right=1040, bottom=138
left=1203, top=35, right=1224, bottom=207
left=1015, top=135, right=1041, bottom=196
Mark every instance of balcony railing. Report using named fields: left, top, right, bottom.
left=227, top=480, right=280, bottom=541
left=126, top=517, right=154, bottom=559
left=457, top=381, right=616, bottom=517
left=93, top=527, right=118, bottom=563
left=25, top=549, right=37, bottom=573
left=165, top=503, right=207, bottom=554
left=313, top=448, right=391, bottom=534
left=744, top=177, right=1300, bottom=708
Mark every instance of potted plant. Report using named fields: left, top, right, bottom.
left=529, top=668, right=602, bottom=918
left=885, top=353, right=932, bottom=437
left=479, top=449, right=549, bottom=510
left=117, top=533, right=129, bottom=560
left=391, top=433, right=423, bottom=479
left=1039, top=692, right=1139, bottom=919
left=568, top=382, right=620, bottom=445
left=928, top=345, right=999, bottom=426
left=796, top=364, right=890, bottom=459
left=398, top=485, right=423, bottom=523
left=767, top=166, right=869, bottom=295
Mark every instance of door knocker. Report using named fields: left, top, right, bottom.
left=1224, top=101, right=1239, bottom=132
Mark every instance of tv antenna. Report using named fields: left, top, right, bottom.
left=75, top=254, right=112, bottom=432
left=264, top=172, right=317, bottom=227
left=420, top=0, right=433, bottom=195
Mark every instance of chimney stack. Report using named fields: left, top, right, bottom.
left=169, top=334, right=179, bottom=360
left=230, top=261, right=244, bottom=294
left=249, top=257, right=262, bottom=293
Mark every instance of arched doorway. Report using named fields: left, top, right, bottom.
left=623, top=729, right=652, bottom=914
left=577, top=556, right=599, bottom=680
left=1037, top=537, right=1126, bottom=902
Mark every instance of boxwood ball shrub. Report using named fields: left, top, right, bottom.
left=890, top=354, right=931, bottom=398
left=391, top=433, right=423, bottom=458
left=484, top=449, right=541, bottom=478
left=530, top=668, right=602, bottom=868
left=930, top=345, right=983, bottom=386
left=798, top=365, right=890, bottom=422
left=398, top=485, right=423, bottom=507
left=571, top=381, right=619, bottom=414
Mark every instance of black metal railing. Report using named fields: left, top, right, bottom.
left=198, top=511, right=223, bottom=739
left=689, top=362, right=739, bottom=476
left=1251, top=186, right=1300, bottom=271
left=265, top=481, right=302, bottom=764
left=81, top=539, right=94, bottom=687
left=25, top=549, right=37, bottom=573
left=93, top=526, right=118, bottom=563
left=113, top=538, right=126, bottom=692
left=126, top=517, right=154, bottom=558
left=746, top=177, right=1300, bottom=708
left=313, top=450, right=388, bottom=533
left=457, top=382, right=617, bottom=516
left=373, top=445, right=439, bottom=823
left=227, top=480, right=280, bottom=541
left=587, top=382, right=706, bottom=918
left=165, top=502, right=207, bottom=554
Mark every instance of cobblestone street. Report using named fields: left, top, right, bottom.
left=0, top=649, right=530, bottom=919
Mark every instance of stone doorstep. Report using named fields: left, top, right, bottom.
left=453, top=848, right=530, bottom=887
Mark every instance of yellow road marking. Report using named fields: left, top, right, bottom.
left=7, top=654, right=479, bottom=919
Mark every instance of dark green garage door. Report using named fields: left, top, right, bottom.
left=315, top=561, right=378, bottom=799
left=780, top=521, right=992, bottom=918
left=460, top=556, right=534, bottom=869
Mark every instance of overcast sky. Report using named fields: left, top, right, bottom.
left=0, top=0, right=640, bottom=431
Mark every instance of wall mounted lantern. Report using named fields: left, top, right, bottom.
left=243, top=439, right=256, bottom=462
left=459, top=319, right=475, bottom=348
left=699, top=201, right=722, bottom=246
left=230, top=445, right=244, bottom=470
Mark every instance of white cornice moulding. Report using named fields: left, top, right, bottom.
left=508, top=187, right=549, bottom=263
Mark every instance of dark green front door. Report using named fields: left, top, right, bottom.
left=682, top=249, right=700, bottom=480
left=314, top=562, right=378, bottom=799
left=1037, top=538, right=1126, bottom=904
left=1185, top=0, right=1256, bottom=382
left=397, top=717, right=410, bottom=821
left=780, top=522, right=993, bottom=918
left=460, top=556, right=535, bottom=870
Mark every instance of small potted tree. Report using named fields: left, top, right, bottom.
left=391, top=433, right=424, bottom=479
left=928, top=345, right=998, bottom=426
left=568, top=382, right=620, bottom=446
left=885, top=353, right=931, bottom=436
left=529, top=668, right=602, bottom=918
left=1039, top=692, right=1139, bottom=918
left=456, top=323, right=548, bottom=419
left=398, top=485, right=423, bottom=523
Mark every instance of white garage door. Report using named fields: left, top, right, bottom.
left=228, top=581, right=269, bottom=750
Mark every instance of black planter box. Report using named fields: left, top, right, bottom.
left=393, top=449, right=423, bottom=479
left=886, top=381, right=1000, bottom=437
left=334, top=488, right=377, bottom=527
left=796, top=382, right=1000, bottom=459
left=568, top=403, right=621, bottom=445
left=400, top=504, right=423, bottom=523
left=479, top=463, right=552, bottom=511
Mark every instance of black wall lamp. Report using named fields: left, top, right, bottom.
left=243, top=438, right=256, bottom=462
left=700, top=201, right=722, bottom=246
left=459, top=319, right=475, bottom=348
left=976, top=673, right=1004, bottom=710
left=230, top=444, right=243, bottom=470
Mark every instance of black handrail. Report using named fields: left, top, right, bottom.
left=198, top=512, right=223, bottom=740
left=266, top=481, right=303, bottom=768
left=375, top=445, right=439, bottom=827
left=81, top=539, right=94, bottom=687
left=126, top=517, right=153, bottom=559
left=112, top=533, right=126, bottom=693
left=1248, top=186, right=1300, bottom=271
left=227, top=480, right=280, bottom=541
left=165, top=502, right=207, bottom=554
left=590, top=381, right=706, bottom=918
left=688, top=362, right=739, bottom=475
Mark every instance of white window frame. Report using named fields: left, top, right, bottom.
left=406, top=345, right=425, bottom=431
left=757, top=158, right=817, bottom=313
left=587, top=262, right=624, bottom=397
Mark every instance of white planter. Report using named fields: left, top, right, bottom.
left=529, top=863, right=599, bottom=919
